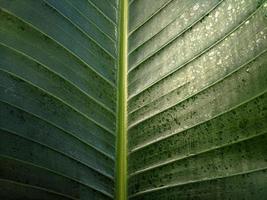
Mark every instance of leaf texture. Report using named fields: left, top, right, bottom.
left=0, top=0, right=118, bottom=199
left=128, top=0, right=267, bottom=199
left=1, top=0, right=267, bottom=199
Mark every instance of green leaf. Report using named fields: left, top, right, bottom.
left=127, top=0, right=267, bottom=199
left=1, top=0, right=267, bottom=200
left=0, top=0, right=118, bottom=199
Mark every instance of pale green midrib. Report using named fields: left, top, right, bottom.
left=116, top=0, right=128, bottom=200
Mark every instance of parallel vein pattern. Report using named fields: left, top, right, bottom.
left=0, top=0, right=118, bottom=199
left=128, top=0, right=267, bottom=199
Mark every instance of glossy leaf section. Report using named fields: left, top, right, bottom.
left=128, top=0, right=267, bottom=199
